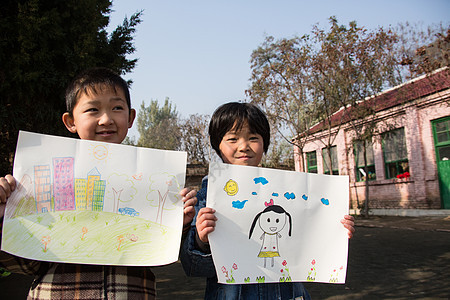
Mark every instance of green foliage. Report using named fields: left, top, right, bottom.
left=0, top=0, right=142, bottom=174
left=136, top=98, right=181, bottom=150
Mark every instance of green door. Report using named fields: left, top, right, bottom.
left=432, top=117, right=450, bottom=208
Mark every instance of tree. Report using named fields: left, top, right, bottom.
left=179, top=114, right=211, bottom=164
left=260, top=129, right=295, bottom=170
left=136, top=98, right=181, bottom=150
left=247, top=35, right=318, bottom=171
left=0, top=0, right=142, bottom=174
left=248, top=17, right=403, bottom=216
left=395, top=22, right=449, bottom=78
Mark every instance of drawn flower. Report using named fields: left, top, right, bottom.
left=280, top=269, right=284, bottom=273
left=81, top=227, right=88, bottom=240
left=311, top=259, right=316, bottom=265
left=282, top=260, right=287, bottom=266
left=41, top=236, right=51, bottom=252
left=117, top=235, right=125, bottom=251
left=221, top=266, right=226, bottom=273
left=232, top=263, right=238, bottom=270
left=340, top=266, right=343, bottom=270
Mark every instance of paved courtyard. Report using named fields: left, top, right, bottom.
left=2, top=216, right=450, bottom=299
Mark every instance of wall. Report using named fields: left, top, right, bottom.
left=294, top=87, right=450, bottom=209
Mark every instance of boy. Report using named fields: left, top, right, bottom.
left=0, top=67, right=197, bottom=299
left=180, top=102, right=355, bottom=300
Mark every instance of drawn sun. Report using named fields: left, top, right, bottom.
left=87, top=144, right=110, bottom=164
left=93, top=145, right=108, bottom=161
left=224, top=179, right=239, bottom=196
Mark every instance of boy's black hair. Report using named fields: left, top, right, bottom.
left=65, top=67, right=131, bottom=116
left=209, top=102, right=270, bottom=158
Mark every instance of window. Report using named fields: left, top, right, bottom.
left=306, top=151, right=317, bottom=173
left=354, top=140, right=376, bottom=181
left=322, top=146, right=339, bottom=175
left=434, top=117, right=450, bottom=144
left=382, top=128, right=409, bottom=179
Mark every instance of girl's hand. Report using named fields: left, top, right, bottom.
left=341, top=215, right=355, bottom=239
left=196, top=207, right=217, bottom=243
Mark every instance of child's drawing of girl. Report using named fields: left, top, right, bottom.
left=248, top=202, right=292, bottom=268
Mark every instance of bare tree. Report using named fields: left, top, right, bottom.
left=179, top=114, right=211, bottom=164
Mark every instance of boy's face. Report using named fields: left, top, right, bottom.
left=219, top=122, right=264, bottom=167
left=62, top=86, right=135, bottom=144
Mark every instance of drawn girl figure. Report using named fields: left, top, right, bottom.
left=248, top=201, right=292, bottom=268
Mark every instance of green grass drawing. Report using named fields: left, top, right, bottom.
left=3, top=210, right=178, bottom=266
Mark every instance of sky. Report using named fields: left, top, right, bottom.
left=106, top=0, right=449, bottom=139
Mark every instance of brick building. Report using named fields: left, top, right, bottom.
left=293, top=68, right=450, bottom=210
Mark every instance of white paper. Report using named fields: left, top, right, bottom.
left=1, top=131, right=187, bottom=266
left=207, top=162, right=349, bottom=284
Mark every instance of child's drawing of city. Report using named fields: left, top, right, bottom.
left=207, top=163, right=349, bottom=284
left=1, top=131, right=187, bottom=266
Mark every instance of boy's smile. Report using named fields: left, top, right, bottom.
left=219, top=123, right=264, bottom=167
left=62, top=86, right=135, bottom=144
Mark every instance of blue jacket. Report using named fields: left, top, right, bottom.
left=180, top=177, right=311, bottom=300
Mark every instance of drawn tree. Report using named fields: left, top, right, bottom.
left=146, top=172, right=181, bottom=225
left=106, top=174, right=137, bottom=214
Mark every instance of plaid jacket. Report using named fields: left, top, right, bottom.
left=0, top=219, right=156, bottom=300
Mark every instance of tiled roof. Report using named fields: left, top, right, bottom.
left=306, top=68, right=450, bottom=135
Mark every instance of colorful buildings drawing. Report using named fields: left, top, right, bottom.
left=53, top=157, right=75, bottom=211
left=34, top=165, right=52, bottom=213
left=92, top=180, right=106, bottom=211
left=86, top=168, right=101, bottom=210
left=31, top=158, right=106, bottom=214
left=75, top=178, right=88, bottom=210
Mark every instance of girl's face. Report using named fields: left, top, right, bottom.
left=258, top=211, right=287, bottom=234
left=219, top=122, right=264, bottom=167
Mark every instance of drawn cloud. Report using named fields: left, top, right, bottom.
left=284, top=192, right=296, bottom=200
left=253, top=177, right=269, bottom=185
left=232, top=200, right=248, bottom=209
left=321, top=198, right=330, bottom=205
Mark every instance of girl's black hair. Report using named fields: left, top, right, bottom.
left=248, top=205, right=292, bottom=239
left=65, top=67, right=131, bottom=116
left=209, top=102, right=270, bottom=158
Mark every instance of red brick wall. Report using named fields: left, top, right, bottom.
left=294, top=87, right=450, bottom=209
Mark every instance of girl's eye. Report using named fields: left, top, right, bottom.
left=227, top=137, right=237, bottom=142
left=267, top=218, right=270, bottom=223
left=276, top=218, right=279, bottom=223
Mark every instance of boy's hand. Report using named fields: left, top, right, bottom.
left=180, top=188, right=197, bottom=226
left=0, top=175, right=16, bottom=218
left=196, top=207, right=217, bottom=243
left=341, top=215, right=355, bottom=239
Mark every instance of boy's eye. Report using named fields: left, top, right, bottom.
left=113, top=105, right=125, bottom=111
left=85, top=108, right=98, bottom=113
